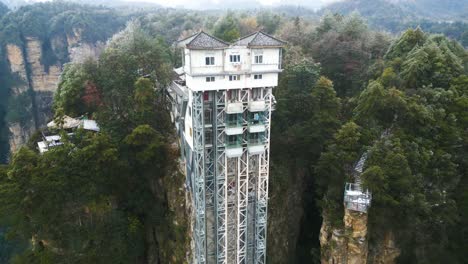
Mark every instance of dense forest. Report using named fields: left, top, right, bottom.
left=0, top=1, right=466, bottom=263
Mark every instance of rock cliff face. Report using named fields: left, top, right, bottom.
left=146, top=143, right=192, bottom=264
left=320, top=210, right=369, bottom=264
left=344, top=210, right=369, bottom=264
left=320, top=210, right=400, bottom=264
left=25, top=37, right=62, bottom=92
left=5, top=44, right=34, bottom=153
left=368, top=232, right=400, bottom=264
left=5, top=44, right=28, bottom=89
left=4, top=31, right=105, bottom=155
left=267, top=168, right=307, bottom=263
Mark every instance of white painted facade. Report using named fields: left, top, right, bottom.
left=183, top=47, right=281, bottom=92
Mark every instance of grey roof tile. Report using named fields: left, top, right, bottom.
left=234, top=31, right=286, bottom=47
left=178, top=31, right=229, bottom=49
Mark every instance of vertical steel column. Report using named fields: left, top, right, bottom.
left=193, top=91, right=207, bottom=264
left=206, top=92, right=217, bottom=263
left=237, top=89, right=250, bottom=264
left=254, top=88, right=272, bottom=264
left=226, top=157, right=238, bottom=263
left=215, top=91, right=228, bottom=264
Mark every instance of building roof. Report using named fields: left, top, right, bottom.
left=233, top=31, right=286, bottom=47
left=178, top=31, right=229, bottom=49
left=178, top=31, right=286, bottom=49
left=47, top=115, right=100, bottom=132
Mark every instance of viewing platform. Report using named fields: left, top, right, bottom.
left=226, top=101, right=243, bottom=114
left=344, top=183, right=372, bottom=213
left=248, top=100, right=266, bottom=112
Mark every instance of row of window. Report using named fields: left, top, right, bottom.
left=226, top=133, right=265, bottom=146
left=205, top=55, right=263, bottom=66
left=200, top=89, right=263, bottom=103
left=206, top=74, right=262, bottom=82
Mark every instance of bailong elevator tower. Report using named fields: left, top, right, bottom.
left=167, top=31, right=285, bottom=264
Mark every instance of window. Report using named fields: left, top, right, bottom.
left=252, top=88, right=261, bottom=100
left=188, top=106, right=192, bottom=117
left=229, top=75, right=240, bottom=81
left=228, top=135, right=240, bottom=146
left=205, top=130, right=212, bottom=144
left=205, top=56, right=215, bottom=65
left=227, top=89, right=239, bottom=101
left=230, top=54, right=241, bottom=63
left=254, top=55, right=263, bottom=64
left=206, top=76, right=215, bottom=82
left=254, top=74, right=263, bottom=80
left=227, top=114, right=239, bottom=126
left=249, top=132, right=264, bottom=144
left=204, top=109, right=212, bottom=124
left=249, top=111, right=262, bottom=124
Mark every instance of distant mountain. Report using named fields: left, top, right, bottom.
left=322, top=0, right=468, bottom=22
left=0, top=0, right=30, bottom=10
left=399, top=0, right=468, bottom=20
left=319, top=0, right=468, bottom=45
left=0, top=0, right=162, bottom=10
left=278, top=0, right=325, bottom=10
left=319, top=0, right=417, bottom=30
left=0, top=1, right=8, bottom=16
left=171, top=0, right=263, bottom=10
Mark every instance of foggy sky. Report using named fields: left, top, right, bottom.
left=18, top=0, right=340, bottom=9
left=3, top=0, right=342, bottom=10
left=122, top=0, right=340, bottom=9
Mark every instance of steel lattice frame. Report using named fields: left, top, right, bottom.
left=189, top=87, right=273, bottom=264
left=254, top=88, right=272, bottom=264
left=215, top=91, right=227, bottom=264
left=236, top=89, right=250, bottom=264
left=192, top=91, right=207, bottom=264
left=206, top=93, right=217, bottom=263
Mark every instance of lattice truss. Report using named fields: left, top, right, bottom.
left=190, top=87, right=273, bottom=264
left=192, top=92, right=207, bottom=264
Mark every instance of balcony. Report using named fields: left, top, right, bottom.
left=226, top=101, right=243, bottom=114
left=248, top=120, right=265, bottom=133
left=248, top=100, right=266, bottom=112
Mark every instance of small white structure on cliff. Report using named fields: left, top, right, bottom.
left=37, top=116, right=100, bottom=153
left=344, top=152, right=372, bottom=213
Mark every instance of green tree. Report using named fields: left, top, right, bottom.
left=310, top=13, right=391, bottom=97
left=316, top=121, right=363, bottom=225
left=213, top=13, right=240, bottom=42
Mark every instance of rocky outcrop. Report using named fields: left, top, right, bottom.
left=321, top=209, right=401, bottom=264
left=320, top=210, right=369, bottom=264
left=69, top=42, right=105, bottom=64
left=25, top=37, right=62, bottom=92
left=267, top=168, right=307, bottom=263
left=4, top=31, right=104, bottom=155
left=6, top=44, right=28, bottom=89
left=368, top=232, right=400, bottom=264
left=344, top=210, right=368, bottom=264
left=8, top=123, right=34, bottom=154
left=66, top=28, right=83, bottom=47
left=6, top=44, right=34, bottom=154
left=146, top=142, right=192, bottom=264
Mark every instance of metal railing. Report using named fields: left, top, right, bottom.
left=344, top=183, right=372, bottom=213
